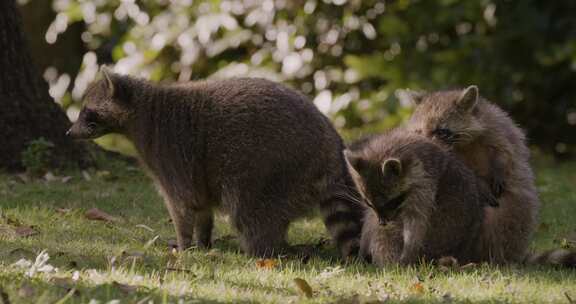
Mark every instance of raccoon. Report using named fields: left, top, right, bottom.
left=345, top=130, right=485, bottom=266
left=404, top=86, right=540, bottom=264
left=67, top=68, right=363, bottom=258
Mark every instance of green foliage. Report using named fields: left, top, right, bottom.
left=44, top=0, right=576, bottom=156
left=21, top=138, right=55, bottom=175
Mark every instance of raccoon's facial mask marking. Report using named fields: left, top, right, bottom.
left=373, top=191, right=410, bottom=226
left=67, top=107, right=112, bottom=139
left=409, top=85, right=482, bottom=147
left=67, top=67, right=134, bottom=139
left=430, top=126, right=457, bottom=145
left=370, top=159, right=411, bottom=225
left=345, top=153, right=410, bottom=225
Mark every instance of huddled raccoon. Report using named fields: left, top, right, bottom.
left=68, top=68, right=363, bottom=258
left=347, top=130, right=576, bottom=268
left=404, top=86, right=540, bottom=263
left=345, top=130, right=486, bottom=266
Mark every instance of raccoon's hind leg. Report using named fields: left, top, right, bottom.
left=193, top=209, right=214, bottom=248
left=233, top=207, right=290, bottom=257
left=223, top=186, right=290, bottom=257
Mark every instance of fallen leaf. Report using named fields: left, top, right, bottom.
left=293, top=278, right=313, bottom=298
left=256, top=258, right=278, bottom=269
left=460, top=262, right=477, bottom=270
left=437, top=256, right=458, bottom=268
left=206, top=248, right=222, bottom=259
left=112, top=281, right=137, bottom=294
left=410, top=282, right=425, bottom=294
left=85, top=208, right=119, bottom=223
left=14, top=226, right=38, bottom=238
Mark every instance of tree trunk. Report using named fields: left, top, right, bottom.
left=0, top=0, right=91, bottom=171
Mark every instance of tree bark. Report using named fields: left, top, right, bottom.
left=0, top=0, right=91, bottom=171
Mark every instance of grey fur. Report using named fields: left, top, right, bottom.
left=405, top=86, right=540, bottom=264
left=68, top=71, right=363, bottom=257
left=346, top=130, right=485, bottom=266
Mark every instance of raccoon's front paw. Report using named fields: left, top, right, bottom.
left=490, top=176, right=506, bottom=198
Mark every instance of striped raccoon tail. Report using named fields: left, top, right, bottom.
left=319, top=172, right=366, bottom=259
left=525, top=249, right=576, bottom=268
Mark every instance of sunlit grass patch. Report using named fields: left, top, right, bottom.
left=0, top=160, right=575, bottom=303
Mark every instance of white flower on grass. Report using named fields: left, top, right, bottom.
left=317, top=266, right=345, bottom=280
left=12, top=250, right=58, bottom=277
left=72, top=270, right=80, bottom=281
left=12, top=259, right=32, bottom=269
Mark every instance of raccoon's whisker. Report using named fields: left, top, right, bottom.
left=332, top=191, right=365, bottom=207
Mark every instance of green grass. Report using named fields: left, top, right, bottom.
left=0, top=159, right=575, bottom=303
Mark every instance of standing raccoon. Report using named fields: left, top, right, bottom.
left=68, top=68, right=363, bottom=257
left=404, top=86, right=540, bottom=263
left=345, top=131, right=485, bottom=266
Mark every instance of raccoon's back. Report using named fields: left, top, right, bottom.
left=202, top=77, right=343, bottom=161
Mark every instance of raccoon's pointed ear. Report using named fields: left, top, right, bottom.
left=101, top=66, right=115, bottom=97
left=456, top=85, right=479, bottom=112
left=397, top=89, right=426, bottom=105
left=100, top=66, right=132, bottom=105
left=344, top=150, right=365, bottom=172
left=381, top=158, right=402, bottom=178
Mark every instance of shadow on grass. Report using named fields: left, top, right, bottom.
left=0, top=272, right=249, bottom=304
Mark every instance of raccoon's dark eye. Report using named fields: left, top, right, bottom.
left=432, top=128, right=454, bottom=141
left=84, top=111, right=101, bottom=129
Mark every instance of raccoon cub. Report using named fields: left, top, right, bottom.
left=345, top=130, right=485, bottom=266
left=405, top=86, right=540, bottom=263
left=67, top=68, right=363, bottom=258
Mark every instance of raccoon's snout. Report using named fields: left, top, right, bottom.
left=67, top=122, right=97, bottom=139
